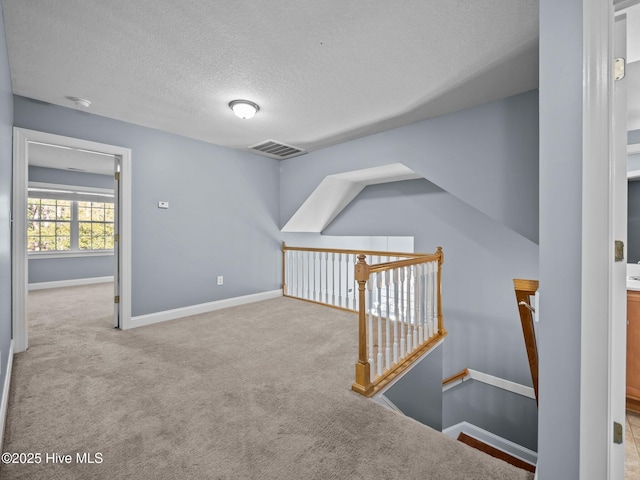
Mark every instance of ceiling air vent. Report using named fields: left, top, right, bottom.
left=249, top=140, right=307, bottom=160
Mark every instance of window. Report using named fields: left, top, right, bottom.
left=27, top=198, right=72, bottom=251
left=78, top=201, right=115, bottom=250
left=27, top=184, right=115, bottom=255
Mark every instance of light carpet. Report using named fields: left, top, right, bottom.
left=1, top=283, right=533, bottom=479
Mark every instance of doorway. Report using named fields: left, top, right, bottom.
left=12, top=128, right=131, bottom=352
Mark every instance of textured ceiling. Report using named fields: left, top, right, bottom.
left=2, top=0, right=539, bottom=155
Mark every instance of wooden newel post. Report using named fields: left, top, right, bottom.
left=352, top=254, right=373, bottom=396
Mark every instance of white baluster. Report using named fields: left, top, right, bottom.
left=367, top=274, right=375, bottom=381
left=433, top=261, right=439, bottom=334
left=423, top=263, right=429, bottom=338
left=414, top=264, right=419, bottom=343
left=393, top=267, right=399, bottom=364
left=289, top=250, right=294, bottom=296
left=398, top=267, right=407, bottom=359
left=351, top=254, right=357, bottom=311
left=385, top=270, right=391, bottom=370
left=345, top=254, right=350, bottom=309
left=425, top=262, right=432, bottom=338
left=404, top=267, right=413, bottom=354
left=377, top=271, right=383, bottom=376
left=331, top=252, right=336, bottom=305
left=302, top=251, right=308, bottom=299
left=324, top=252, right=328, bottom=304
left=299, top=250, right=304, bottom=298
left=296, top=251, right=304, bottom=297
left=338, top=253, right=343, bottom=308
left=417, top=263, right=424, bottom=345
left=307, top=252, right=315, bottom=300
left=429, top=261, right=436, bottom=338
left=316, top=251, right=320, bottom=301
left=422, top=263, right=428, bottom=341
left=285, top=249, right=289, bottom=295
left=318, top=252, right=325, bottom=303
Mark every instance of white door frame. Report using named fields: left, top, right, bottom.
left=580, top=1, right=631, bottom=478
left=11, top=128, right=132, bottom=352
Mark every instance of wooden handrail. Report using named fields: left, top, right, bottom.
left=368, top=250, right=442, bottom=273
left=514, top=278, right=539, bottom=406
left=442, top=368, right=469, bottom=386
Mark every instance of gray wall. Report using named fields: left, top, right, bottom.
left=629, top=153, right=640, bottom=172
left=385, top=344, right=443, bottom=432
left=539, top=0, right=582, bottom=477
left=28, top=166, right=114, bottom=283
left=29, top=256, right=112, bottom=285
left=629, top=180, right=640, bottom=263
left=280, top=91, right=540, bottom=449
left=14, top=95, right=282, bottom=316
left=443, top=380, right=538, bottom=451
left=0, top=3, right=13, bottom=418
left=280, top=90, right=539, bottom=245
left=29, top=166, right=113, bottom=189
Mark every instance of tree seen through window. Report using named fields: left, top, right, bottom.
left=27, top=197, right=114, bottom=252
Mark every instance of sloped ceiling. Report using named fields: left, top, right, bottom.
left=282, top=164, right=421, bottom=232
left=1, top=0, right=539, bottom=155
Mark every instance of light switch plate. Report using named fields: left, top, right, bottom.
left=158, top=201, right=169, bottom=209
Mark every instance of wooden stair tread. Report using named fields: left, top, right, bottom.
left=456, top=432, right=536, bottom=473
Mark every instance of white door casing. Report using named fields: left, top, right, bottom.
left=610, top=12, right=628, bottom=480
left=11, top=128, right=132, bottom=352
left=579, top=0, right=626, bottom=478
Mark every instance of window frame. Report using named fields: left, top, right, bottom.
left=27, top=181, right=115, bottom=258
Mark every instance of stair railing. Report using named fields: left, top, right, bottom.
left=352, top=248, right=445, bottom=396
left=282, top=243, right=445, bottom=396
left=513, top=278, right=539, bottom=406
left=282, top=243, right=422, bottom=312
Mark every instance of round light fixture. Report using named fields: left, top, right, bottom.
left=68, top=96, right=91, bottom=108
left=229, top=100, right=259, bottom=119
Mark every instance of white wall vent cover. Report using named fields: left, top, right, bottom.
left=249, top=140, right=307, bottom=160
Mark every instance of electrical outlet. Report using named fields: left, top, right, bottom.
left=217, top=276, right=223, bottom=285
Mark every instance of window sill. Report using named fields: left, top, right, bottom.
left=28, top=251, right=114, bottom=260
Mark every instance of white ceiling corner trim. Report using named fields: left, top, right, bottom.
left=281, top=164, right=421, bottom=233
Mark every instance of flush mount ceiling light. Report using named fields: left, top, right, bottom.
left=229, top=100, right=259, bottom=119
left=67, top=96, right=91, bottom=108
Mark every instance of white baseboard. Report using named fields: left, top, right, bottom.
left=28, top=276, right=114, bottom=291
left=0, top=340, right=14, bottom=453
left=443, top=421, right=538, bottom=467
left=128, top=289, right=283, bottom=329
left=443, top=368, right=536, bottom=400
left=372, top=394, right=404, bottom=414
